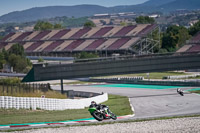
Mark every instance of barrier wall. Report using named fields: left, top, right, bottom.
left=90, top=78, right=200, bottom=87
left=0, top=93, right=108, bottom=110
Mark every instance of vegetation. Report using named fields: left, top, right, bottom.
left=84, top=21, right=96, bottom=28
left=188, top=90, right=200, bottom=94
left=189, top=20, right=200, bottom=36
left=161, top=25, right=191, bottom=52
left=38, top=57, right=44, bottom=62
left=77, top=52, right=99, bottom=59
left=0, top=77, right=21, bottom=85
left=0, top=44, right=32, bottom=73
left=100, top=71, right=189, bottom=79
left=135, top=16, right=155, bottom=24
left=0, top=86, right=66, bottom=98
left=0, top=94, right=132, bottom=125
left=34, top=21, right=63, bottom=30
left=60, top=17, right=90, bottom=28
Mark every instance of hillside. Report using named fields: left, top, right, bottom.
left=0, top=0, right=199, bottom=23
left=159, top=0, right=200, bottom=12
left=0, top=5, right=110, bottom=23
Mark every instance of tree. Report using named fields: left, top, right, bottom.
left=189, top=20, right=200, bottom=36
left=135, top=16, right=155, bottom=24
left=54, top=23, right=62, bottom=29
left=34, top=21, right=53, bottom=30
left=0, top=52, right=6, bottom=69
left=8, top=43, right=25, bottom=57
left=8, top=54, right=29, bottom=73
left=161, top=25, right=190, bottom=52
left=84, top=21, right=96, bottom=28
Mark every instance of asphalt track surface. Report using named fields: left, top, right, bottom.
left=52, top=84, right=200, bottom=119
left=1, top=84, right=199, bottom=131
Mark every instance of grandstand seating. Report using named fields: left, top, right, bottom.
left=137, top=24, right=156, bottom=36
left=113, top=25, right=136, bottom=37
left=127, top=25, right=147, bottom=36
left=82, top=27, right=101, bottom=38
left=43, top=41, right=64, bottom=52
left=31, top=31, right=51, bottom=41
left=177, top=45, right=192, bottom=53
left=26, top=41, right=44, bottom=52
left=191, top=32, right=200, bottom=42
left=91, top=27, right=113, bottom=38
left=84, top=39, right=107, bottom=51
left=4, top=43, right=15, bottom=50
left=54, top=40, right=73, bottom=51
left=187, top=45, right=200, bottom=52
left=23, top=31, right=40, bottom=41
left=63, top=40, right=85, bottom=51
left=74, top=40, right=94, bottom=51
left=70, top=28, right=91, bottom=39
left=103, top=26, right=123, bottom=37
left=1, top=33, right=15, bottom=41
left=0, top=24, right=158, bottom=54
left=34, top=41, right=53, bottom=52
left=96, top=38, right=119, bottom=50
left=7, top=32, right=22, bottom=42
left=119, top=37, right=140, bottom=49
left=107, top=38, right=131, bottom=50
left=0, top=42, right=8, bottom=49
left=13, top=32, right=33, bottom=42
left=23, top=42, right=34, bottom=49
left=50, top=29, right=70, bottom=40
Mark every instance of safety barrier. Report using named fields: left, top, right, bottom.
left=93, top=77, right=144, bottom=81
left=164, top=74, right=200, bottom=79
left=0, top=93, right=108, bottom=110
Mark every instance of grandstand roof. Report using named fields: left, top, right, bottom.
left=0, top=24, right=157, bottom=53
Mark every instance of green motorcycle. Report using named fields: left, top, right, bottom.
left=88, top=105, right=117, bottom=121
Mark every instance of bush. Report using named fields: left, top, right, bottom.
left=0, top=78, right=21, bottom=85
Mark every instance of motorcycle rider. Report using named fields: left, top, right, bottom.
left=90, top=101, right=111, bottom=117
left=177, top=88, right=184, bottom=96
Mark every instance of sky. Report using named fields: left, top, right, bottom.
left=0, top=0, right=148, bottom=16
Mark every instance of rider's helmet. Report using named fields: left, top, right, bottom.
left=91, top=101, right=97, bottom=106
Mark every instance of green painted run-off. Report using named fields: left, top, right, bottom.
left=93, top=84, right=183, bottom=89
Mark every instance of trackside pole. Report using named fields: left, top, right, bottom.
left=61, top=79, right=64, bottom=94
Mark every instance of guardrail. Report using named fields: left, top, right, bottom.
left=0, top=93, right=108, bottom=110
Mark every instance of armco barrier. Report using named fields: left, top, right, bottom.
left=0, top=93, right=108, bottom=110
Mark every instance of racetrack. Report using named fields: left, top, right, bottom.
left=52, top=84, right=200, bottom=119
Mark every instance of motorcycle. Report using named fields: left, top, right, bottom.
left=88, top=106, right=117, bottom=121
left=177, top=89, right=184, bottom=96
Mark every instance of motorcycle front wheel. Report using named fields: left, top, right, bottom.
left=92, top=111, right=104, bottom=121
left=110, top=112, right=117, bottom=120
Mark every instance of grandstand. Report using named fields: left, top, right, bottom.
left=0, top=24, right=159, bottom=56
left=177, top=32, right=200, bottom=53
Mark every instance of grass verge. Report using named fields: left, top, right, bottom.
left=189, top=90, right=200, bottom=94
left=0, top=94, right=132, bottom=125
left=97, top=71, right=189, bottom=79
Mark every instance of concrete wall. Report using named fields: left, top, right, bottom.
left=0, top=93, right=108, bottom=110
left=30, top=53, right=200, bottom=81
left=90, top=79, right=200, bottom=87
